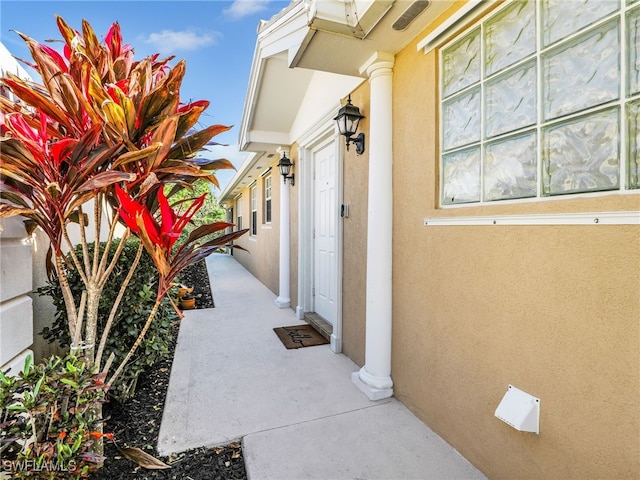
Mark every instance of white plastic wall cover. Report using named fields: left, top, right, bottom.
left=495, top=385, right=540, bottom=434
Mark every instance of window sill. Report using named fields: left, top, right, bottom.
left=424, top=211, right=640, bottom=226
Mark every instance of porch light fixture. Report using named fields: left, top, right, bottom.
left=334, top=95, right=365, bottom=155
left=277, top=151, right=294, bottom=186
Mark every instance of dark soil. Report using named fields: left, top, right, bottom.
left=91, top=260, right=247, bottom=480
left=178, top=257, right=214, bottom=309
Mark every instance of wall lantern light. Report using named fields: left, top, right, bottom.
left=277, top=151, right=295, bottom=186
left=334, top=94, right=365, bottom=155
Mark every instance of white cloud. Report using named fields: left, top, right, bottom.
left=223, top=0, right=271, bottom=20
left=200, top=145, right=250, bottom=193
left=142, top=29, right=221, bottom=54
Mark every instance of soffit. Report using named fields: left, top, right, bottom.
left=291, top=0, right=455, bottom=77
left=252, top=52, right=314, bottom=133
left=240, top=0, right=456, bottom=153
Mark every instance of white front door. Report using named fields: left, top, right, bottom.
left=313, top=141, right=338, bottom=325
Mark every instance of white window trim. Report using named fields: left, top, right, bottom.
left=264, top=175, right=272, bottom=224
left=424, top=211, right=640, bottom=226
left=250, top=185, right=258, bottom=236
left=236, top=196, right=243, bottom=230
left=417, top=0, right=488, bottom=54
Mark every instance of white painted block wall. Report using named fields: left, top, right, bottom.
left=0, top=217, right=33, bottom=376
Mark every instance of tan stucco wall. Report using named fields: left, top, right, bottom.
left=389, top=7, right=640, bottom=480
left=341, top=85, right=369, bottom=367
left=231, top=158, right=281, bottom=295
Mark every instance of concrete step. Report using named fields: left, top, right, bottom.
left=304, top=312, right=332, bottom=341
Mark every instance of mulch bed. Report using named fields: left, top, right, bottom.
left=91, top=260, right=247, bottom=479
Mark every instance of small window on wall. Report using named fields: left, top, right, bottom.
left=264, top=175, right=272, bottom=223
left=236, top=196, right=243, bottom=230
left=250, top=185, right=257, bottom=236
left=439, top=0, right=640, bottom=206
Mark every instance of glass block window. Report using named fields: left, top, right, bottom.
left=440, top=0, right=640, bottom=205
left=264, top=175, right=272, bottom=223
left=250, top=186, right=257, bottom=236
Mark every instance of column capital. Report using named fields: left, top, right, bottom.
left=359, top=51, right=395, bottom=77
left=276, top=146, right=290, bottom=158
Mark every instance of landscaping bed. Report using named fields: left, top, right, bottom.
left=91, top=260, right=247, bottom=479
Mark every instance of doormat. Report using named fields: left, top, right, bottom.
left=273, top=324, right=329, bottom=349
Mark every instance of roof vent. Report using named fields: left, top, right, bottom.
left=392, top=1, right=430, bottom=31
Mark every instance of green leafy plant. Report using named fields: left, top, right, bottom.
left=166, top=178, right=226, bottom=245
left=0, top=16, right=247, bottom=379
left=0, top=15, right=249, bottom=471
left=38, top=239, right=178, bottom=401
left=0, top=354, right=110, bottom=479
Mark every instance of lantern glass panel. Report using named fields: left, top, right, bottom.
left=278, top=157, right=292, bottom=177
left=347, top=116, right=360, bottom=135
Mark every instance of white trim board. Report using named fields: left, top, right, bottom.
left=424, top=212, right=640, bottom=226
left=416, top=0, right=487, bottom=54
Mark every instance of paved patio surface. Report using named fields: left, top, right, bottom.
left=158, top=253, right=486, bottom=480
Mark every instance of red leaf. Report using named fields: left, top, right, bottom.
left=39, top=43, right=68, bottom=73
left=78, top=171, right=136, bottom=192
left=51, top=138, right=77, bottom=166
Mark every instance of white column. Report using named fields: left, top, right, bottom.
left=352, top=52, right=395, bottom=401
left=275, top=148, right=291, bottom=309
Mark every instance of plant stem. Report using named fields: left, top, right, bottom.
left=92, top=193, right=102, bottom=278
left=55, top=253, right=78, bottom=340
left=78, top=204, right=91, bottom=277
left=99, top=229, right=130, bottom=290
left=72, top=291, right=87, bottom=349
left=95, top=241, right=144, bottom=371
left=97, top=211, right=121, bottom=278
left=83, top=282, right=101, bottom=364
left=62, top=224, right=89, bottom=287
left=107, top=298, right=161, bottom=388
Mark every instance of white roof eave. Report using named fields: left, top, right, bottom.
left=238, top=1, right=310, bottom=153
left=218, top=151, right=266, bottom=204
left=238, top=0, right=458, bottom=153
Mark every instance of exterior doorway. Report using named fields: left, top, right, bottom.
left=297, top=126, right=343, bottom=353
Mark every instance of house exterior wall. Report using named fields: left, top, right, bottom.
left=231, top=158, right=281, bottom=295
left=0, top=217, right=33, bottom=376
left=0, top=42, right=35, bottom=374
left=388, top=6, right=640, bottom=480
left=30, top=228, right=60, bottom=361
left=341, top=84, right=370, bottom=367
left=231, top=2, right=638, bottom=475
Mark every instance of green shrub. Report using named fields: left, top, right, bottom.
left=0, top=354, right=108, bottom=479
left=166, top=179, right=226, bottom=246
left=38, top=239, right=178, bottom=401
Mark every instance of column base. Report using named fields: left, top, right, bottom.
left=274, top=297, right=291, bottom=309
left=351, top=368, right=393, bottom=401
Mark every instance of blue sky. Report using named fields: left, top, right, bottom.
left=0, top=0, right=290, bottom=192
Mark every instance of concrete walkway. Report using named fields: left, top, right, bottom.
left=158, top=254, right=486, bottom=480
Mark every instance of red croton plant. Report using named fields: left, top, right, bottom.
left=0, top=15, right=247, bottom=468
